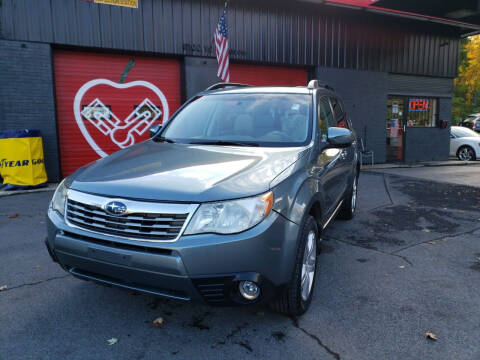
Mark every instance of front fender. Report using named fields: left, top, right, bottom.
left=272, top=169, right=326, bottom=226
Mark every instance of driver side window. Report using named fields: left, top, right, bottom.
left=318, top=97, right=335, bottom=138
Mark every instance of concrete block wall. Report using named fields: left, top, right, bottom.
left=0, top=39, right=60, bottom=181
left=404, top=128, right=450, bottom=162
left=315, top=67, right=389, bottom=163
left=184, top=57, right=221, bottom=99
left=439, top=97, right=453, bottom=124
left=403, top=97, right=451, bottom=163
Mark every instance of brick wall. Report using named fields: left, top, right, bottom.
left=0, top=39, right=60, bottom=181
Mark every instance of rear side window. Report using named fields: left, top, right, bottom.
left=330, top=97, right=347, bottom=128
left=318, top=97, right=335, bottom=136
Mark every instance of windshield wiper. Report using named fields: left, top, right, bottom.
left=154, top=137, right=175, bottom=143
left=189, top=140, right=260, bottom=147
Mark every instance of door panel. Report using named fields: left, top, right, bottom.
left=314, top=96, right=345, bottom=219
left=54, top=50, right=181, bottom=176
left=386, top=98, right=404, bottom=162
left=330, top=96, right=351, bottom=194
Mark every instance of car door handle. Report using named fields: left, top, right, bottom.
left=340, top=150, right=347, bottom=160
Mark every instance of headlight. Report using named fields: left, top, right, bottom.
left=184, top=191, right=274, bottom=235
left=50, top=179, right=69, bottom=216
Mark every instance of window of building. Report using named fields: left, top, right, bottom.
left=406, top=98, right=438, bottom=127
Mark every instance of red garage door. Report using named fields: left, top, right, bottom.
left=230, top=64, right=308, bottom=86
left=54, top=51, right=181, bottom=176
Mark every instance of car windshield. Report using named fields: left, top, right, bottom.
left=465, top=116, right=477, bottom=122
left=452, top=126, right=480, bottom=138
left=160, top=93, right=312, bottom=147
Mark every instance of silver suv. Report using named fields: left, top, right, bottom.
left=46, top=80, right=360, bottom=316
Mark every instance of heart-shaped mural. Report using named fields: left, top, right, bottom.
left=73, top=79, right=170, bottom=158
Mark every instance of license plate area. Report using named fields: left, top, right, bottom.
left=88, top=247, right=132, bottom=266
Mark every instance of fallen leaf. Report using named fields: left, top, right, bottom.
left=428, top=241, right=437, bottom=245
left=152, top=317, right=164, bottom=328
left=399, top=265, right=405, bottom=269
left=422, top=229, right=431, bottom=233
left=107, top=338, right=118, bottom=346
left=0, top=285, right=7, bottom=291
left=8, top=213, right=19, bottom=219
left=33, top=265, right=41, bottom=270
left=425, top=331, right=437, bottom=341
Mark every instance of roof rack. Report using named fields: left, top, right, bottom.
left=205, top=83, right=251, bottom=92
left=307, top=79, right=335, bottom=92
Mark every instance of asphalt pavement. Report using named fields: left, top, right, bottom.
left=368, top=164, right=480, bottom=187
left=1, top=171, right=480, bottom=360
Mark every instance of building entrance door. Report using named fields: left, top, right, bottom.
left=386, top=98, right=405, bottom=162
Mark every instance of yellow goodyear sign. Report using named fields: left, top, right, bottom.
left=0, top=130, right=48, bottom=187
left=94, top=0, right=138, bottom=8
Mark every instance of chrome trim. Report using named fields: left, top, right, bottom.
left=322, top=200, right=344, bottom=230
left=65, top=189, right=198, bottom=243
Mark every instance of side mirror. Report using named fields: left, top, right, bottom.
left=149, top=124, right=162, bottom=139
left=326, top=127, right=353, bottom=148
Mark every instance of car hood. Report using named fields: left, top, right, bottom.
left=70, top=141, right=309, bottom=202
left=458, top=136, right=480, bottom=144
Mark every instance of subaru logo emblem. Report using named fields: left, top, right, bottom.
left=104, top=201, right=127, bottom=216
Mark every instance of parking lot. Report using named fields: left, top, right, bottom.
left=1, top=170, right=480, bottom=360
left=370, top=164, right=480, bottom=187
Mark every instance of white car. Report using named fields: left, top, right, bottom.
left=450, top=126, right=480, bottom=161
left=460, top=113, right=480, bottom=133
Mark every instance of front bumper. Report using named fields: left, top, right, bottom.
left=46, top=208, right=299, bottom=305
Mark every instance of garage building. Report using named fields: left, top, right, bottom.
left=1, top=0, right=480, bottom=181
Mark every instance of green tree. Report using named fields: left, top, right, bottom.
left=453, top=35, right=480, bottom=124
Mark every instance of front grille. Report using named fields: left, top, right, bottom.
left=63, top=231, right=173, bottom=255
left=65, top=190, right=195, bottom=241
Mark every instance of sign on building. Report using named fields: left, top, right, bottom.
left=94, top=0, right=138, bottom=8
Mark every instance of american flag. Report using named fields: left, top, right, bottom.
left=214, top=9, right=230, bottom=82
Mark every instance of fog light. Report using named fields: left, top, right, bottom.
left=239, top=281, right=260, bottom=300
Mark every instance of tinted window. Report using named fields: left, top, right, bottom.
left=318, top=97, right=335, bottom=135
left=162, top=93, right=312, bottom=147
left=330, top=97, right=346, bottom=128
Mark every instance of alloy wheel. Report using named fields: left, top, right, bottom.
left=301, top=230, right=317, bottom=301
left=458, top=147, right=473, bottom=161
left=351, top=176, right=358, bottom=214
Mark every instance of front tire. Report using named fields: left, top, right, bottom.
left=457, top=146, right=476, bottom=161
left=270, top=215, right=319, bottom=316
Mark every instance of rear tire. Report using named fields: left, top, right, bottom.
left=457, top=146, right=476, bottom=161
left=270, top=216, right=319, bottom=316
left=338, top=170, right=358, bottom=220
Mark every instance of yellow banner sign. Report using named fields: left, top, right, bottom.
left=94, top=0, right=138, bottom=8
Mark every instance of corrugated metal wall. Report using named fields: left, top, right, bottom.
left=388, top=74, right=454, bottom=98
left=0, top=0, right=460, bottom=78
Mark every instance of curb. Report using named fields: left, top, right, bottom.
left=361, top=160, right=479, bottom=170
left=0, top=183, right=58, bottom=197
